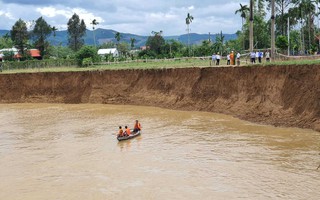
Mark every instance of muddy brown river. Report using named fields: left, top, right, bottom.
left=0, top=104, right=319, bottom=200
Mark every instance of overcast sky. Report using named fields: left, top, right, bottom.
left=0, top=0, right=248, bottom=36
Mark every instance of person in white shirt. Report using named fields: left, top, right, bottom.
left=236, top=52, right=241, bottom=66
left=211, top=53, right=216, bottom=66
left=265, top=51, right=270, bottom=62
left=227, top=54, right=230, bottom=65
left=250, top=51, right=256, bottom=63
left=216, top=52, right=221, bottom=65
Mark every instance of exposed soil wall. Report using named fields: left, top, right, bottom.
left=0, top=65, right=319, bottom=131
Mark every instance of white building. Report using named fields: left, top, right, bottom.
left=0, top=48, right=20, bottom=61
left=97, top=48, right=119, bottom=57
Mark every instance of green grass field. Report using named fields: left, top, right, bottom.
left=1, top=57, right=320, bottom=74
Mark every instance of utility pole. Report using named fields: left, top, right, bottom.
left=249, top=0, right=254, bottom=52
left=271, top=0, right=275, bottom=61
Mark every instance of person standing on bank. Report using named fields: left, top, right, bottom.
left=236, top=52, right=241, bottom=66
left=258, top=50, right=263, bottom=63
left=227, top=53, right=230, bottom=65
left=216, top=52, right=221, bottom=65
left=230, top=51, right=235, bottom=65
left=211, top=53, right=216, bottom=66
left=250, top=51, right=256, bottom=64
left=265, top=51, right=270, bottom=62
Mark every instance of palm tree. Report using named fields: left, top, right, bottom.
left=249, top=0, right=254, bottom=52
left=151, top=30, right=163, bottom=36
left=130, top=38, right=136, bottom=50
left=216, top=31, right=225, bottom=54
left=115, top=32, right=121, bottom=46
left=51, top=26, right=58, bottom=37
left=235, top=3, right=250, bottom=50
left=185, top=13, right=194, bottom=56
left=91, top=19, right=99, bottom=47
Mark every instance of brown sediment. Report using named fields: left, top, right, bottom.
left=0, top=65, right=319, bottom=131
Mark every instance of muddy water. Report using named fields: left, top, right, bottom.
left=0, top=104, right=319, bottom=200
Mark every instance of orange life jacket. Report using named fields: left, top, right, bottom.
left=134, top=122, right=141, bottom=130
left=126, top=128, right=131, bottom=136
left=118, top=129, right=124, bottom=136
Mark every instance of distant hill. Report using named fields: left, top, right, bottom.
left=0, top=28, right=237, bottom=47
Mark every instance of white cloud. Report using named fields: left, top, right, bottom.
left=188, top=6, right=195, bottom=10
left=36, top=7, right=69, bottom=18
left=36, top=6, right=104, bottom=30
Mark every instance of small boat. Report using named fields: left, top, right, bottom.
left=117, top=130, right=141, bottom=141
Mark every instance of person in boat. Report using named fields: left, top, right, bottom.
left=117, top=126, right=124, bottom=137
left=133, top=120, right=141, bottom=133
left=124, top=126, right=131, bottom=136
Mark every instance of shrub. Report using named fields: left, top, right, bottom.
left=75, top=46, right=99, bottom=66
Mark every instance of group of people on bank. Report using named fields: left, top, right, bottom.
left=212, top=51, right=241, bottom=66
left=117, top=120, right=141, bottom=137
left=211, top=50, right=271, bottom=66
left=249, top=50, right=270, bottom=64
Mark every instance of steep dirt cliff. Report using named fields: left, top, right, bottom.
left=0, top=66, right=319, bottom=131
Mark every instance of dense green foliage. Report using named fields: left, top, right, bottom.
left=231, top=0, right=320, bottom=54
left=276, top=35, right=289, bottom=51
left=0, top=33, right=13, bottom=49
left=75, top=46, right=99, bottom=66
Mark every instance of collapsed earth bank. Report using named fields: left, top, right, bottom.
left=0, top=66, right=319, bottom=131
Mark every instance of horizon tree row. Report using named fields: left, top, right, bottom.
left=1, top=13, right=87, bottom=60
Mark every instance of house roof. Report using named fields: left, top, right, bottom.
left=98, top=48, right=118, bottom=55
left=29, top=49, right=41, bottom=57
left=0, top=48, right=19, bottom=59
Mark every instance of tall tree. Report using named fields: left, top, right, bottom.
left=216, top=31, right=225, bottom=54
left=185, top=13, right=194, bottom=56
left=275, top=0, right=292, bottom=35
left=91, top=19, right=99, bottom=47
left=235, top=3, right=250, bottom=50
left=130, top=37, right=136, bottom=50
left=146, top=30, right=165, bottom=55
left=67, top=13, right=86, bottom=51
left=115, top=32, right=121, bottom=46
left=290, top=0, right=318, bottom=52
left=33, top=17, right=52, bottom=57
left=11, top=18, right=29, bottom=56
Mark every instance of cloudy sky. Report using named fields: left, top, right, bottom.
left=0, top=0, right=248, bottom=36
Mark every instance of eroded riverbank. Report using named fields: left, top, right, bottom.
left=0, top=65, right=319, bottom=131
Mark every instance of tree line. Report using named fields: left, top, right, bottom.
left=2, top=1, right=320, bottom=66
left=235, top=0, right=320, bottom=55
